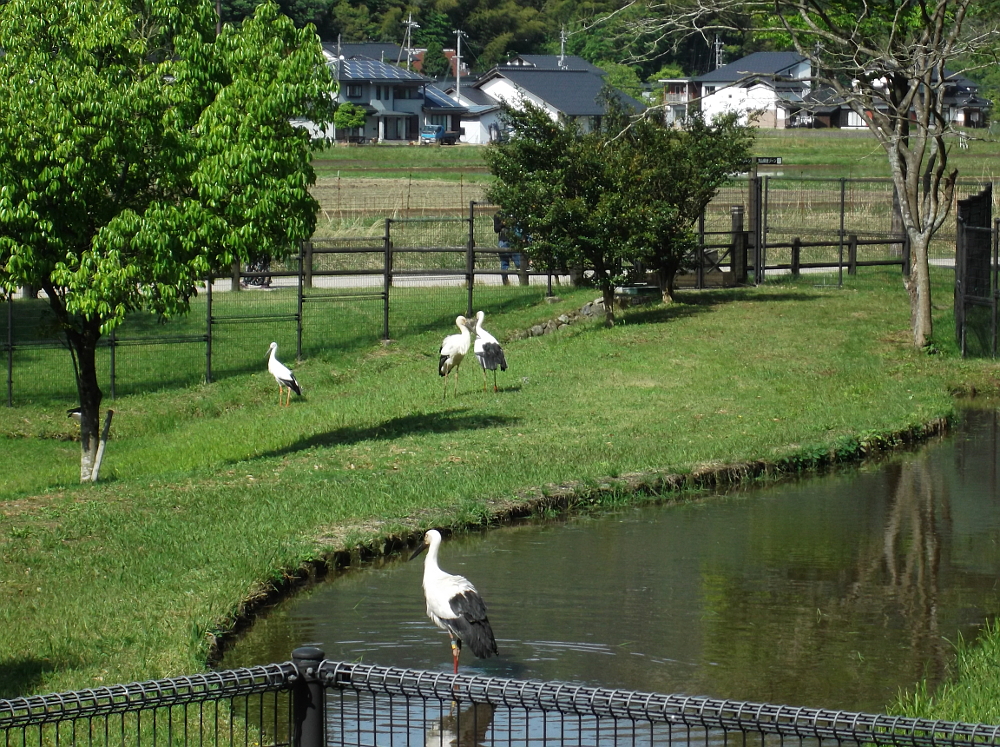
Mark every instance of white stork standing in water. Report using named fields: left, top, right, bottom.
left=410, top=529, right=499, bottom=673
left=267, top=342, right=302, bottom=406
left=438, top=316, right=472, bottom=398
left=472, top=311, right=507, bottom=392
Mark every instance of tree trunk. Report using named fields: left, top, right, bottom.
left=68, top=328, right=104, bottom=482
left=655, top=267, right=676, bottom=304
left=904, top=233, right=933, bottom=348
left=601, top=286, right=616, bottom=327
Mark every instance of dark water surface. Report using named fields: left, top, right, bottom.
left=220, top=408, right=1000, bottom=714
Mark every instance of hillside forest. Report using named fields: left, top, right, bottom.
left=219, top=0, right=789, bottom=92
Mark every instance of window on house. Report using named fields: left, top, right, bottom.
left=347, top=84, right=362, bottom=99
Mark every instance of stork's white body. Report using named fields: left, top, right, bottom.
left=472, top=311, right=507, bottom=392
left=412, top=529, right=499, bottom=672
left=438, top=316, right=472, bottom=398
left=267, top=342, right=301, bottom=406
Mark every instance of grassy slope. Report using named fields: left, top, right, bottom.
left=3, top=267, right=999, bottom=701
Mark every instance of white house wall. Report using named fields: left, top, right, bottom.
left=479, top=77, right=559, bottom=121
left=702, top=83, right=785, bottom=127
left=460, top=110, right=504, bottom=145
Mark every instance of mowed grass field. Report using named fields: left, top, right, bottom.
left=4, top=266, right=1000, bottom=705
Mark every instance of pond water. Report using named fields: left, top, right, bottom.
left=220, top=408, right=1000, bottom=714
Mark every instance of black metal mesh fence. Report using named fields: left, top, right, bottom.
left=5, top=658, right=1000, bottom=747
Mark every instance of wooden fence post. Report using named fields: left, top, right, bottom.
left=303, top=241, right=314, bottom=289
left=791, top=237, right=801, bottom=278
left=848, top=234, right=858, bottom=275
left=730, top=206, right=747, bottom=285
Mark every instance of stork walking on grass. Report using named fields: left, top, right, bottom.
left=438, top=316, right=473, bottom=398
left=472, top=311, right=507, bottom=392
left=267, top=342, right=302, bottom=406
left=410, top=529, right=499, bottom=673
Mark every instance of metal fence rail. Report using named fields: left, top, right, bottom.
left=3, top=649, right=1000, bottom=747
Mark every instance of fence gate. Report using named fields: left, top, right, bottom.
left=955, top=184, right=997, bottom=357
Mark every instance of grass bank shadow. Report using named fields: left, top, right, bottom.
left=620, top=287, right=820, bottom=326
left=0, top=657, right=55, bottom=699
left=259, top=409, right=521, bottom=459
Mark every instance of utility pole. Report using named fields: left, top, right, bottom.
left=558, top=27, right=567, bottom=68
left=401, top=14, right=419, bottom=70
left=454, top=29, right=468, bottom=101
left=333, top=35, right=342, bottom=142
left=215, top=0, right=221, bottom=36
left=714, top=36, right=723, bottom=70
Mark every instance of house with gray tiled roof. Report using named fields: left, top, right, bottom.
left=467, top=66, right=644, bottom=136
left=692, top=51, right=811, bottom=128
left=313, top=44, right=466, bottom=143
left=502, top=54, right=606, bottom=74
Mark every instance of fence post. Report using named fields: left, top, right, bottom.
left=730, top=206, right=747, bottom=285
left=848, top=234, right=858, bottom=275
left=231, top=259, right=241, bottom=292
left=838, top=178, right=846, bottom=287
left=696, top=213, right=706, bottom=289
left=109, top=328, right=116, bottom=400
left=383, top=219, right=392, bottom=340
left=467, top=203, right=474, bottom=318
left=791, top=237, right=801, bottom=278
left=303, top=241, right=314, bottom=290
left=297, top=242, right=304, bottom=361
left=205, top=274, right=213, bottom=384
left=6, top=292, right=12, bottom=407
left=292, top=646, right=326, bottom=747
left=748, top=176, right=763, bottom=284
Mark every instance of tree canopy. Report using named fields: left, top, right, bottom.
left=484, top=99, right=753, bottom=324
left=0, top=0, right=334, bottom=479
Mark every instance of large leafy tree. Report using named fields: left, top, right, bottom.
left=0, top=0, right=334, bottom=480
left=609, top=108, right=755, bottom=301
left=626, top=0, right=1000, bottom=347
left=485, top=104, right=638, bottom=327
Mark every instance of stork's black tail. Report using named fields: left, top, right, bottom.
left=480, top=342, right=507, bottom=372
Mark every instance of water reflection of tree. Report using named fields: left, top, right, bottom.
left=849, top=455, right=951, bottom=689
left=698, top=414, right=1000, bottom=711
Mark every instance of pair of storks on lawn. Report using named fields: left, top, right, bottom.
left=439, top=310, right=507, bottom=398
left=265, top=310, right=506, bottom=405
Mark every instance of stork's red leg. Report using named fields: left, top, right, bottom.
left=451, top=638, right=460, bottom=674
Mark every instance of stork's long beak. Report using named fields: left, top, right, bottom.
left=409, top=542, right=428, bottom=561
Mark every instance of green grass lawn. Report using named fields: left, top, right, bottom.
left=3, top=266, right=1000, bottom=705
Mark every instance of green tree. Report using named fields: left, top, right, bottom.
left=610, top=108, right=755, bottom=301
left=598, top=61, right=645, bottom=98
left=421, top=40, right=453, bottom=80
left=627, top=0, right=1000, bottom=347
left=334, top=102, right=368, bottom=135
left=222, top=0, right=332, bottom=29
left=0, top=0, right=334, bottom=480
left=484, top=103, right=639, bottom=327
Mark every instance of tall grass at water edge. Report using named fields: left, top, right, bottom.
left=1, top=267, right=999, bottom=704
